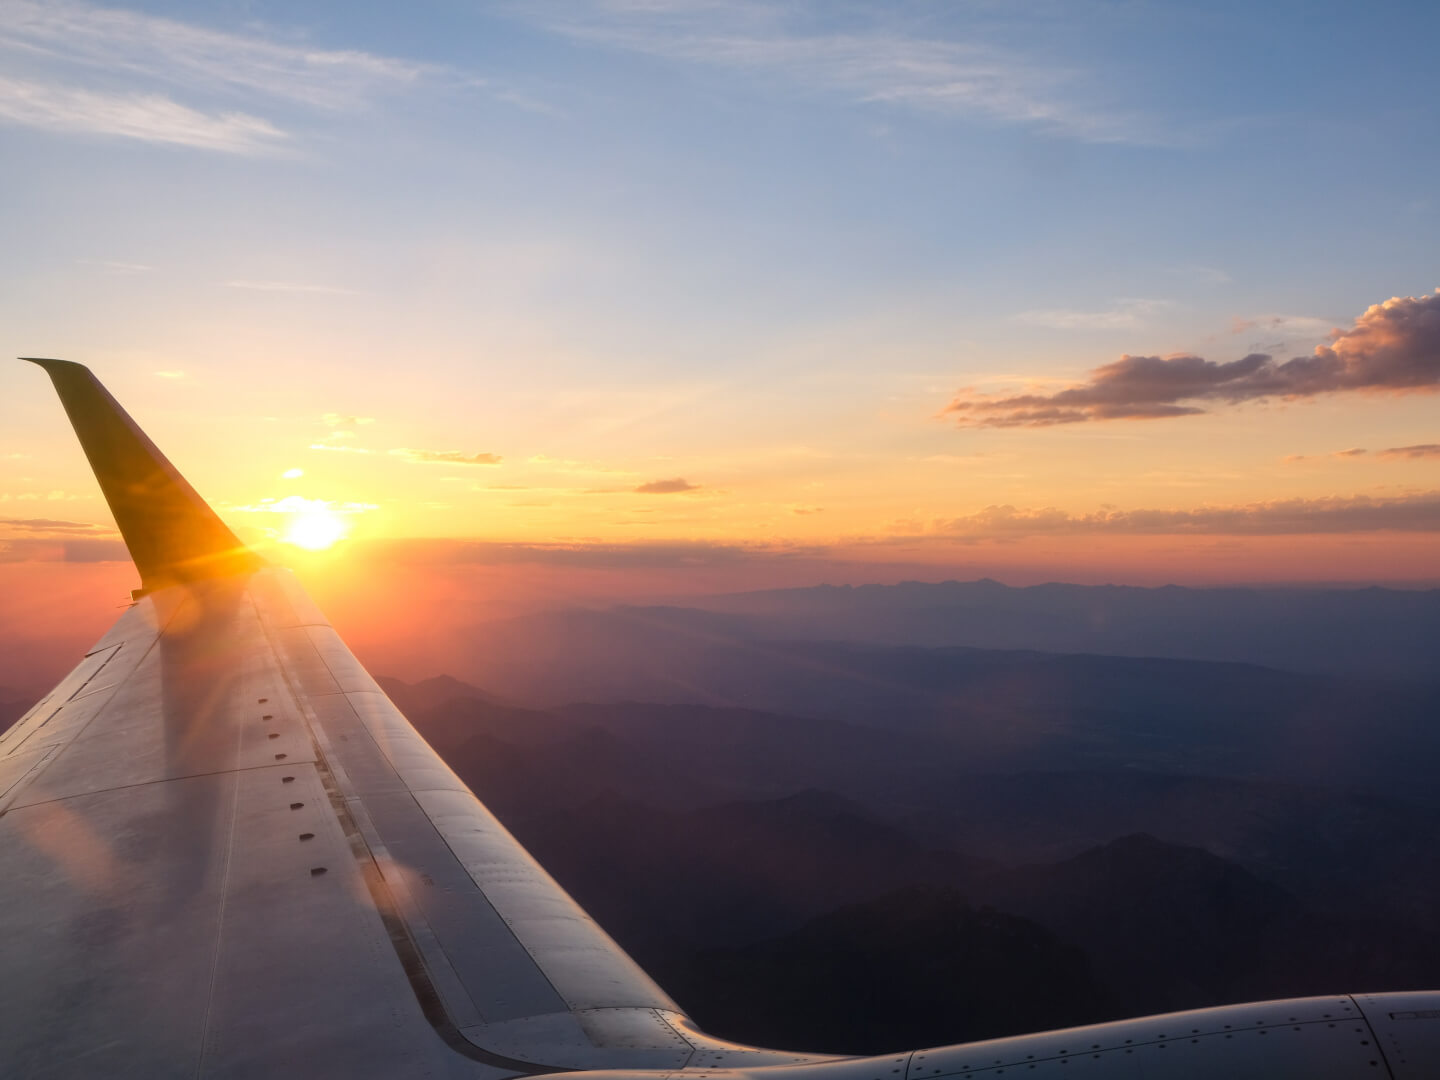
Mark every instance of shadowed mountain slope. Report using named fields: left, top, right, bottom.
left=668, top=886, right=1108, bottom=1055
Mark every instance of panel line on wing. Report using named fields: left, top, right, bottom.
left=193, top=728, right=245, bottom=1080
left=247, top=584, right=554, bottom=1075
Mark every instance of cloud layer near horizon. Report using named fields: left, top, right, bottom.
left=8, top=490, right=1440, bottom=565
left=948, top=290, right=1440, bottom=427
left=935, top=491, right=1440, bottom=538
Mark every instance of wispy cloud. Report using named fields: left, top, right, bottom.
left=362, top=536, right=816, bottom=569
left=933, top=490, right=1440, bottom=539
left=389, top=448, right=503, bottom=466
left=230, top=495, right=377, bottom=514
left=0, top=516, right=108, bottom=534
left=1285, top=444, right=1440, bottom=464
left=1231, top=313, right=1337, bottom=339
left=308, top=443, right=373, bottom=454
left=635, top=477, right=699, bottom=494
left=949, top=289, right=1440, bottom=427
left=0, top=0, right=517, bottom=153
left=0, top=0, right=426, bottom=106
left=1016, top=298, right=1172, bottom=331
left=77, top=258, right=153, bottom=273
left=225, top=280, right=364, bottom=295
left=1378, top=444, right=1440, bottom=460
left=0, top=75, right=287, bottom=153
left=520, top=0, right=1145, bottom=143
left=0, top=537, right=127, bottom=562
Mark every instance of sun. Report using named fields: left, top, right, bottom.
left=281, top=506, right=349, bottom=551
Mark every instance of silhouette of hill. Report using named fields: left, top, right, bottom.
left=901, top=771, right=1440, bottom=932
left=375, top=673, right=508, bottom=715
left=401, top=695, right=957, bottom=816
left=509, top=790, right=993, bottom=959
left=689, top=579, right=1440, bottom=683
left=395, top=630, right=1440, bottom=806
left=668, top=886, right=1107, bottom=1055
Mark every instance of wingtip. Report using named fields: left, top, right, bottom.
left=31, top=359, right=265, bottom=591
left=19, top=357, right=89, bottom=372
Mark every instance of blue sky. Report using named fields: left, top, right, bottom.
left=2, top=0, right=1438, bottom=586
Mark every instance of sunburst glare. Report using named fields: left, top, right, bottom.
left=282, top=505, right=349, bottom=550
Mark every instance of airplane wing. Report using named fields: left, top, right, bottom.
left=3, top=358, right=1438, bottom=1079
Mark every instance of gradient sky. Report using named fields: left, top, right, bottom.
left=2, top=0, right=1439, bottom=597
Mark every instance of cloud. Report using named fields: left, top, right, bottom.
left=1378, top=444, right=1440, bottom=460
left=362, top=537, right=818, bottom=569
left=1283, top=447, right=1370, bottom=460
left=932, top=491, right=1440, bottom=539
left=389, top=448, right=503, bottom=466
left=0, top=517, right=107, bottom=534
left=948, top=289, right=1440, bottom=427
left=77, top=258, right=153, bottom=273
left=790, top=505, right=824, bottom=515
left=1231, top=313, right=1337, bottom=339
left=0, top=75, right=287, bottom=153
left=0, top=0, right=534, bottom=153
left=309, top=443, right=373, bottom=454
left=153, top=370, right=186, bottom=379
left=527, top=454, right=634, bottom=476
left=230, top=495, right=376, bottom=514
left=1285, top=444, right=1440, bottom=463
left=225, top=280, right=362, bottom=295
left=1015, top=298, right=1172, bottom=331
left=519, top=0, right=1145, bottom=143
left=323, top=413, right=375, bottom=427
left=0, top=537, right=128, bottom=562
left=634, top=477, right=699, bottom=494
left=0, top=0, right=427, bottom=107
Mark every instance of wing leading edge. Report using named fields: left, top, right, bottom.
left=4, top=360, right=1438, bottom=1079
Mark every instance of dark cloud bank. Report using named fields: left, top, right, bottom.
left=949, top=289, right=1440, bottom=426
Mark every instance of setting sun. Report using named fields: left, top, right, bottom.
left=281, top=505, right=348, bottom=550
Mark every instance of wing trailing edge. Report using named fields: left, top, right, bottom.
left=22, top=357, right=263, bottom=594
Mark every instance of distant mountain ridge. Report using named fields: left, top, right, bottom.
left=662, top=578, right=1439, bottom=682
left=401, top=620, right=1440, bottom=805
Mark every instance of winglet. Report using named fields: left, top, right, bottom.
left=23, top=358, right=264, bottom=595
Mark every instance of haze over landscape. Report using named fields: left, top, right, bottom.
left=3, top=0, right=1440, bottom=1056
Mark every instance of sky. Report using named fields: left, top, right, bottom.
left=2, top=0, right=1439, bottom=634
